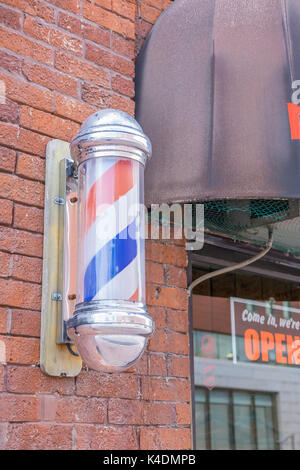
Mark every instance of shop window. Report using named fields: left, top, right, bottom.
left=195, top=388, right=278, bottom=450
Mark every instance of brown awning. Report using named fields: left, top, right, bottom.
left=136, top=0, right=300, bottom=205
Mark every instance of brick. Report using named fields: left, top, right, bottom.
left=165, top=265, right=187, bottom=288
left=109, top=399, right=174, bottom=425
left=0, top=26, right=53, bottom=66
left=140, top=428, right=191, bottom=450
left=0, top=365, right=4, bottom=391
left=147, top=306, right=166, bottom=330
left=82, top=22, right=110, bottom=47
left=112, top=0, right=136, bottom=20
left=1, top=0, right=55, bottom=23
left=55, top=396, right=107, bottom=423
left=135, top=18, right=152, bottom=39
left=55, top=94, right=96, bottom=124
left=147, top=285, right=188, bottom=310
left=146, top=261, right=164, bottom=285
left=83, top=1, right=135, bottom=39
left=0, top=227, right=43, bottom=257
left=110, top=93, right=135, bottom=115
left=55, top=51, right=110, bottom=89
left=142, top=377, right=190, bottom=402
left=10, top=309, right=41, bottom=337
left=149, top=330, right=189, bottom=355
left=86, top=42, right=134, bottom=77
left=0, top=200, right=13, bottom=225
left=112, top=74, right=134, bottom=97
left=0, top=51, right=21, bottom=74
left=93, top=0, right=112, bottom=9
left=7, top=366, right=75, bottom=395
left=176, top=403, right=191, bottom=426
left=48, top=0, right=80, bottom=14
left=14, top=204, right=44, bottom=233
left=0, top=5, right=22, bottom=30
left=0, top=335, right=40, bottom=364
left=76, top=370, right=139, bottom=399
left=142, top=0, right=163, bottom=8
left=12, top=254, right=43, bottom=283
left=16, top=154, right=45, bottom=183
left=0, top=72, right=53, bottom=114
left=141, top=3, right=161, bottom=24
left=167, top=309, right=188, bottom=333
left=81, top=82, right=111, bottom=108
left=111, top=33, right=135, bottom=58
left=126, top=351, right=148, bottom=375
left=148, top=353, right=166, bottom=376
left=0, top=395, right=39, bottom=422
left=0, top=147, right=16, bottom=173
left=58, top=12, right=82, bottom=35
left=146, top=241, right=187, bottom=267
left=168, top=356, right=190, bottom=379
left=0, top=123, right=50, bottom=157
left=0, top=100, right=19, bottom=124
left=76, top=425, right=138, bottom=450
left=24, top=16, right=83, bottom=56
left=6, top=424, right=73, bottom=450
left=0, top=279, right=41, bottom=310
left=20, top=106, right=80, bottom=141
left=0, top=308, right=9, bottom=334
left=0, top=173, right=44, bottom=208
left=22, top=63, right=78, bottom=98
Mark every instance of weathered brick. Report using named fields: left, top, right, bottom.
left=55, top=94, right=96, bottom=124
left=0, top=72, right=53, bottom=114
left=112, top=0, right=136, bottom=20
left=1, top=0, right=55, bottom=23
left=55, top=51, right=110, bottom=89
left=0, top=279, right=41, bottom=310
left=0, top=51, right=21, bottom=75
left=0, top=227, right=43, bottom=257
left=146, top=241, right=187, bottom=267
left=0, top=308, right=9, bottom=334
left=82, top=22, right=110, bottom=47
left=149, top=330, right=189, bottom=355
left=10, top=309, right=41, bottom=338
left=142, top=377, right=190, bottom=402
left=86, top=42, right=134, bottom=77
left=76, top=425, right=138, bottom=450
left=112, top=33, right=135, bottom=58
left=0, top=100, right=19, bottom=124
left=147, top=306, right=166, bottom=330
left=83, top=1, right=135, bottom=39
left=147, top=285, right=188, bottom=310
left=20, top=106, right=80, bottom=141
left=13, top=204, right=43, bottom=233
left=0, top=335, right=40, bottom=364
left=12, top=254, right=43, bottom=283
left=148, top=353, right=167, bottom=376
left=76, top=370, right=139, bottom=399
left=111, top=93, right=135, bottom=115
left=0, top=199, right=13, bottom=225
left=48, top=0, right=80, bottom=14
left=167, top=309, right=188, bottom=333
left=168, top=356, right=190, bottom=379
left=58, top=11, right=82, bottom=35
left=140, top=3, right=161, bottom=24
left=0, top=147, right=16, bottom=173
left=0, top=395, right=39, bottom=422
left=81, top=82, right=111, bottom=108
left=7, top=366, right=75, bottom=395
left=0, top=122, right=50, bottom=157
left=140, top=427, right=191, bottom=450
left=0, top=173, right=44, bottom=208
left=112, top=74, right=134, bottom=97
left=55, top=396, right=107, bottom=423
left=165, top=265, right=187, bottom=288
left=135, top=18, right=152, bottom=40
left=146, top=261, right=164, bottom=285
left=176, top=403, right=191, bottom=426
left=0, top=26, right=53, bottom=66
left=6, top=423, right=73, bottom=450
left=22, top=62, right=78, bottom=98
left=0, top=365, right=4, bottom=391
left=24, top=16, right=83, bottom=56
left=16, top=154, right=45, bottom=183
left=0, top=5, right=22, bottom=30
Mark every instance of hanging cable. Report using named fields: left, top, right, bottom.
left=188, top=227, right=274, bottom=297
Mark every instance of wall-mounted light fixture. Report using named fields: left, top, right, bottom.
left=40, top=110, right=154, bottom=377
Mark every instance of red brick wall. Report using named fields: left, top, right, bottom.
left=0, top=0, right=192, bottom=450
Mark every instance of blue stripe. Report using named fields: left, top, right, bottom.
left=84, top=220, right=138, bottom=302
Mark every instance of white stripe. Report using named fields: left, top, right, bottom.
left=84, top=184, right=140, bottom=270
left=93, top=256, right=139, bottom=301
left=85, top=158, right=116, bottom=194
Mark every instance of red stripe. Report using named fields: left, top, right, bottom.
left=86, top=160, right=134, bottom=232
left=129, top=288, right=139, bottom=301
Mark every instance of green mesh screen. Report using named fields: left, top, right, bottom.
left=203, top=199, right=300, bottom=255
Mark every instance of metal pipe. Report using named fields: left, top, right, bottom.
left=188, top=227, right=274, bottom=296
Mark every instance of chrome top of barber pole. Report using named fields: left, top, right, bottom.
left=67, top=109, right=154, bottom=373
left=70, top=109, right=152, bottom=166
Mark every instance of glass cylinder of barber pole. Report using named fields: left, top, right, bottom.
left=67, top=110, right=154, bottom=372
